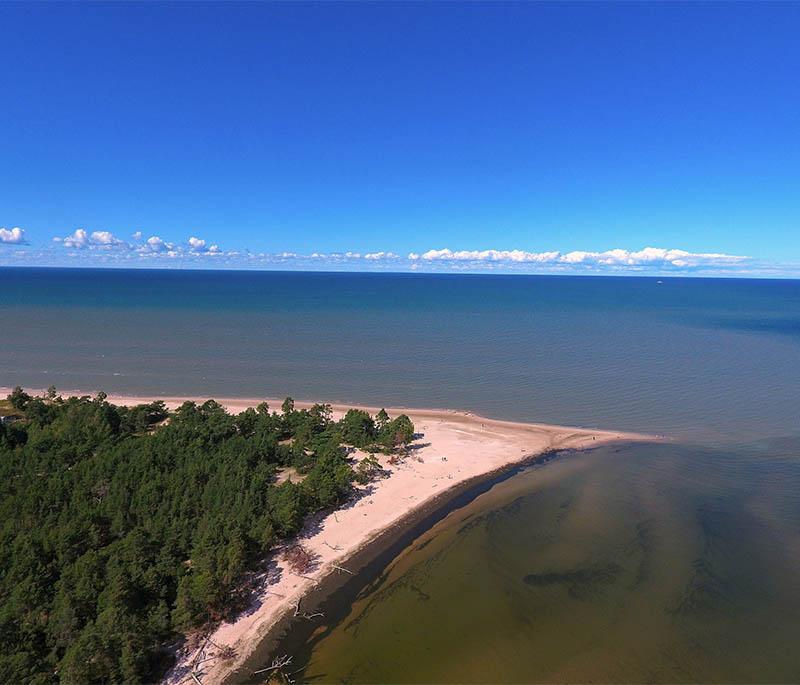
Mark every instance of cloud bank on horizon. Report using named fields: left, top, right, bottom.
left=407, top=247, right=749, bottom=270
left=1, top=225, right=793, bottom=276
left=50, top=228, right=223, bottom=256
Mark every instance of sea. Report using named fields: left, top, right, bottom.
left=3, top=267, right=800, bottom=682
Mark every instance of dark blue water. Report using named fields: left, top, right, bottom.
left=2, top=267, right=799, bottom=444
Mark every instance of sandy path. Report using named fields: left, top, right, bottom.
left=0, top=389, right=655, bottom=684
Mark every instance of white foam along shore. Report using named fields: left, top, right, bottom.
left=0, top=389, right=657, bottom=685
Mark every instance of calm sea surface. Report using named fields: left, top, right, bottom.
left=2, top=267, right=799, bottom=443
left=3, top=267, right=800, bottom=682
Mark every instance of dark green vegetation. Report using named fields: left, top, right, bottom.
left=0, top=388, right=413, bottom=684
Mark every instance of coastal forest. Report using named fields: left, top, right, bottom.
left=0, top=388, right=414, bottom=684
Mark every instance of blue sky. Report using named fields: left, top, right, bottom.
left=1, top=2, right=798, bottom=276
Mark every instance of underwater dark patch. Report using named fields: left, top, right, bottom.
left=523, top=562, right=622, bottom=600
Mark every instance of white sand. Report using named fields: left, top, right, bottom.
left=0, top=389, right=655, bottom=684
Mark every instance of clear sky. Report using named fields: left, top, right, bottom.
left=1, top=1, right=798, bottom=276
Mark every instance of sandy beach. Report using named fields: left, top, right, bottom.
left=0, top=389, right=655, bottom=684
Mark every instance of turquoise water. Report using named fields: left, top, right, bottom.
left=3, top=267, right=800, bottom=682
left=2, top=268, right=799, bottom=443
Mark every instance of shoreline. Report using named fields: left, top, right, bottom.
left=224, top=445, right=580, bottom=685
left=0, top=388, right=659, bottom=685
left=0, top=387, right=648, bottom=437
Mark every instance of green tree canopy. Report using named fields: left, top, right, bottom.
left=0, top=390, right=413, bottom=683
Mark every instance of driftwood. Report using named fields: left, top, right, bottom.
left=184, top=635, right=211, bottom=684
left=184, top=634, right=237, bottom=684
left=253, top=654, right=293, bottom=675
left=291, top=596, right=324, bottom=621
left=282, top=544, right=316, bottom=574
left=217, top=644, right=237, bottom=662
left=332, top=563, right=354, bottom=575
left=191, top=636, right=210, bottom=666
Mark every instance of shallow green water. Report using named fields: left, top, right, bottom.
left=272, top=441, right=800, bottom=683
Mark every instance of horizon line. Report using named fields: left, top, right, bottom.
left=2, top=263, right=798, bottom=282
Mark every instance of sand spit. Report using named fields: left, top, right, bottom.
left=0, top=389, right=656, bottom=685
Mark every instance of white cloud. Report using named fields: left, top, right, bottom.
left=559, top=247, right=748, bottom=268
left=58, top=228, right=127, bottom=249
left=134, top=235, right=173, bottom=253
left=61, top=228, right=91, bottom=248
left=417, top=248, right=561, bottom=263
left=53, top=229, right=227, bottom=257
left=187, top=236, right=223, bottom=255
left=90, top=230, right=126, bottom=247
left=413, top=246, right=748, bottom=270
left=364, top=251, right=400, bottom=260
left=0, top=227, right=27, bottom=244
